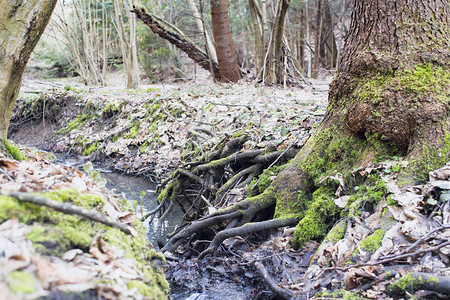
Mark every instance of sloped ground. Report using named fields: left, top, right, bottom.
left=7, top=79, right=450, bottom=299
left=0, top=148, right=169, bottom=299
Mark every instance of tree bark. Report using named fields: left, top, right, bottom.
left=0, top=0, right=57, bottom=148
left=271, top=0, right=450, bottom=247
left=321, top=0, right=337, bottom=69
left=312, top=0, right=322, bottom=78
left=187, top=0, right=218, bottom=64
left=264, top=0, right=290, bottom=84
left=210, top=0, right=241, bottom=82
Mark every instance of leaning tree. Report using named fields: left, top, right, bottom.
left=162, top=0, right=450, bottom=255
left=0, top=0, right=57, bottom=153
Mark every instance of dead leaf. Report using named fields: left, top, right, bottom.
left=334, top=195, right=350, bottom=208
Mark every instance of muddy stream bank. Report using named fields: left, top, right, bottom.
left=49, top=156, right=269, bottom=300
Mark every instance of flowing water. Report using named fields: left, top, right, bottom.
left=58, top=158, right=249, bottom=299
left=101, top=171, right=184, bottom=249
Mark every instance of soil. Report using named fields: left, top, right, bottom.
left=8, top=76, right=450, bottom=300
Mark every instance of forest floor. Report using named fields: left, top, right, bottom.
left=4, top=76, right=450, bottom=299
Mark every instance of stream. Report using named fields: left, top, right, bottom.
left=101, top=171, right=183, bottom=248
left=56, top=157, right=260, bottom=300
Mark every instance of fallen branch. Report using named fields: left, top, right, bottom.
left=317, top=240, right=450, bottom=278
left=133, top=6, right=220, bottom=80
left=388, top=272, right=450, bottom=296
left=5, top=191, right=131, bottom=234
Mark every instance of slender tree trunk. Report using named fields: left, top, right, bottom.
left=322, top=0, right=337, bottom=69
left=306, top=1, right=312, bottom=77
left=312, top=0, right=322, bottom=78
left=102, top=0, right=108, bottom=81
left=187, top=0, right=218, bottom=64
left=296, top=7, right=305, bottom=70
left=127, top=0, right=140, bottom=88
left=249, top=0, right=264, bottom=71
left=210, top=0, right=241, bottom=82
left=266, top=0, right=290, bottom=83
left=0, top=0, right=57, bottom=148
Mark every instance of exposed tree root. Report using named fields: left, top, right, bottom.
left=154, top=135, right=299, bottom=252
left=198, top=215, right=300, bottom=258
left=388, top=272, right=450, bottom=296
left=162, top=189, right=277, bottom=253
left=254, top=261, right=300, bottom=300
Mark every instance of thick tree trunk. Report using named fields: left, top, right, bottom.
left=0, top=0, right=57, bottom=149
left=210, top=0, right=241, bottom=82
left=273, top=0, right=450, bottom=247
left=161, top=0, right=449, bottom=258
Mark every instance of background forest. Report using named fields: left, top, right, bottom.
left=29, top=0, right=351, bottom=86
left=2, top=0, right=450, bottom=299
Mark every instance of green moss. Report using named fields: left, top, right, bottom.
left=127, top=280, right=157, bottom=297
left=101, top=101, right=124, bottom=117
left=299, top=130, right=366, bottom=187
left=8, top=271, right=36, bottom=294
left=248, top=164, right=285, bottom=197
left=82, top=141, right=99, bottom=156
left=292, top=187, right=340, bottom=248
left=410, top=133, right=450, bottom=183
left=315, top=289, right=368, bottom=300
left=388, top=272, right=439, bottom=295
left=4, top=140, right=27, bottom=161
left=321, top=217, right=347, bottom=244
left=139, top=140, right=149, bottom=153
left=1, top=189, right=169, bottom=297
left=354, top=63, right=450, bottom=104
left=274, top=189, right=308, bottom=218
left=123, top=124, right=140, bottom=139
left=360, top=228, right=387, bottom=254
left=58, top=117, right=82, bottom=134
left=147, top=103, right=162, bottom=116
left=27, top=225, right=70, bottom=256
left=103, top=223, right=169, bottom=297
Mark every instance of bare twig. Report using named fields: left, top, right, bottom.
left=0, top=167, right=14, bottom=182
left=380, top=224, right=450, bottom=260
left=317, top=240, right=450, bottom=279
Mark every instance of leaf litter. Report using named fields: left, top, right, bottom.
left=7, top=81, right=450, bottom=299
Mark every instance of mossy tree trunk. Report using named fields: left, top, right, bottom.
left=0, top=0, right=57, bottom=151
left=272, top=0, right=450, bottom=247
left=162, top=0, right=449, bottom=256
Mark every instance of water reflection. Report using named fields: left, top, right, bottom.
left=101, top=172, right=183, bottom=249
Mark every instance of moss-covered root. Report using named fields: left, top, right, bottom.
left=3, top=139, right=27, bottom=160
left=387, top=272, right=450, bottom=296
left=161, top=188, right=277, bottom=254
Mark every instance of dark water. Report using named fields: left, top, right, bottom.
left=58, top=158, right=244, bottom=299
left=101, top=171, right=184, bottom=249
